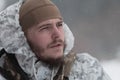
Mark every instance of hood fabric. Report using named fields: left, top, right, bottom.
left=0, top=1, right=74, bottom=80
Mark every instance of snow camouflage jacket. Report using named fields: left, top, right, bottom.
left=0, top=1, right=112, bottom=80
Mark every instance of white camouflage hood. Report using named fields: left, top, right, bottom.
left=0, top=1, right=74, bottom=79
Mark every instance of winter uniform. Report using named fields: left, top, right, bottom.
left=0, top=0, right=111, bottom=80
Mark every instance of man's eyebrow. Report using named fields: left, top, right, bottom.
left=58, top=20, right=63, bottom=23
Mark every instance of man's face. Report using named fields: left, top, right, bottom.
left=25, top=18, right=65, bottom=64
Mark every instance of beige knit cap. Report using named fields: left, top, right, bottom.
left=19, top=0, right=62, bottom=30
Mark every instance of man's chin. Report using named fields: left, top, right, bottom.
left=43, top=56, right=64, bottom=66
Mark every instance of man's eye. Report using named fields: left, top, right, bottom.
left=56, top=23, right=63, bottom=27
left=40, top=27, right=49, bottom=31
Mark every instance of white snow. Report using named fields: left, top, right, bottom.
left=102, top=59, right=120, bottom=80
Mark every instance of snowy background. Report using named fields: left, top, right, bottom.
left=0, top=0, right=120, bottom=80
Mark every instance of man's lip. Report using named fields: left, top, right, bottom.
left=50, top=43, right=63, bottom=48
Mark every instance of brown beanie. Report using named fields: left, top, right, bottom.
left=19, top=0, right=62, bottom=31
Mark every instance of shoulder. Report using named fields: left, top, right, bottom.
left=69, top=53, right=111, bottom=80
left=75, top=53, right=102, bottom=69
left=74, top=53, right=101, bottom=71
left=75, top=53, right=98, bottom=63
left=72, top=53, right=102, bottom=74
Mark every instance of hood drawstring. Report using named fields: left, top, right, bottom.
left=50, top=67, right=54, bottom=80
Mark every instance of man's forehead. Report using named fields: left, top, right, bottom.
left=37, top=18, right=63, bottom=26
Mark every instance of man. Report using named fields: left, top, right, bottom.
left=19, top=0, right=66, bottom=66
left=0, top=0, right=111, bottom=80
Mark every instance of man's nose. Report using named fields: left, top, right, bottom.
left=52, top=26, right=61, bottom=39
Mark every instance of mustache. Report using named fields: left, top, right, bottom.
left=47, top=39, right=64, bottom=48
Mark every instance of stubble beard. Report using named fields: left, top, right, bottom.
left=29, top=39, right=66, bottom=66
